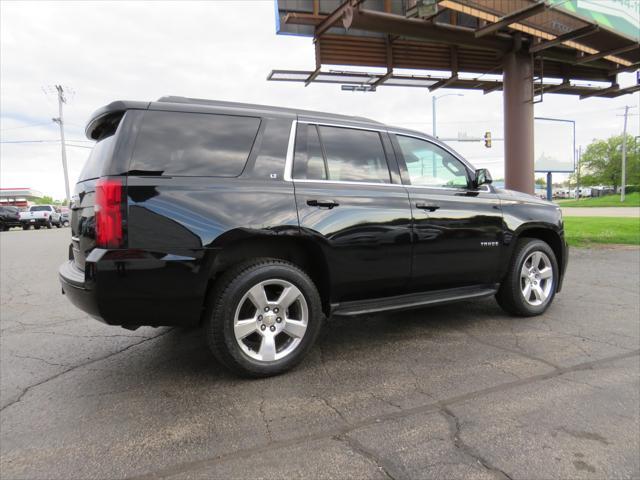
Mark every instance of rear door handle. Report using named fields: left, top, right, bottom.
left=415, top=203, right=440, bottom=212
left=307, top=199, right=340, bottom=209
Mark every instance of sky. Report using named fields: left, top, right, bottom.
left=1, top=0, right=638, bottom=200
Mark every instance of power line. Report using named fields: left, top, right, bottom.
left=0, top=138, right=93, bottom=144
left=0, top=122, right=54, bottom=132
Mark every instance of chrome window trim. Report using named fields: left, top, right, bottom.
left=283, top=119, right=491, bottom=193
left=283, top=119, right=297, bottom=182
left=298, top=119, right=389, bottom=133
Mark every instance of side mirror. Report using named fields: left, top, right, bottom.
left=473, top=168, right=492, bottom=188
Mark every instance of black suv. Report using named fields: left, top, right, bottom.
left=59, top=97, right=568, bottom=377
left=0, top=206, right=21, bottom=231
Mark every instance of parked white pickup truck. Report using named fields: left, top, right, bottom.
left=20, top=205, right=62, bottom=230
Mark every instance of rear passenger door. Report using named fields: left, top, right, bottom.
left=291, top=121, right=413, bottom=302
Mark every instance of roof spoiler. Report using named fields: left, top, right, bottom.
left=85, top=100, right=149, bottom=140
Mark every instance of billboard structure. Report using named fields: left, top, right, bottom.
left=534, top=117, right=576, bottom=199
left=269, top=0, right=639, bottom=195
left=534, top=118, right=576, bottom=173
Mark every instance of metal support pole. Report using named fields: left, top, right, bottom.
left=576, top=146, right=581, bottom=201
left=55, top=85, right=71, bottom=206
left=503, top=52, right=535, bottom=194
left=621, top=105, right=629, bottom=203
left=432, top=96, right=436, bottom=138
left=546, top=172, right=552, bottom=201
left=432, top=96, right=437, bottom=177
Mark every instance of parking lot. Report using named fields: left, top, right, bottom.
left=1, top=228, right=638, bottom=479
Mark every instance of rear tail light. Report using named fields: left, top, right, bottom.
left=95, top=178, right=123, bottom=248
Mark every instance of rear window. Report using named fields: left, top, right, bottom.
left=78, top=135, right=114, bottom=181
left=30, top=206, right=51, bottom=212
left=129, top=111, right=260, bottom=177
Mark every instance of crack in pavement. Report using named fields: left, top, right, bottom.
left=0, top=329, right=173, bottom=412
left=335, top=434, right=400, bottom=480
left=11, top=353, right=68, bottom=367
left=439, top=406, right=513, bottom=480
left=315, top=395, right=350, bottom=424
left=128, top=349, right=639, bottom=480
left=258, top=398, right=273, bottom=441
left=461, top=328, right=562, bottom=371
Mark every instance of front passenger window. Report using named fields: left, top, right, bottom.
left=396, top=135, right=469, bottom=188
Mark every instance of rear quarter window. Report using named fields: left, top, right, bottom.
left=129, top=111, right=261, bottom=177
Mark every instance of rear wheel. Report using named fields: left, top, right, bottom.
left=205, top=258, right=323, bottom=377
left=496, top=238, right=558, bottom=316
left=22, top=224, right=30, bottom=230
left=46, top=219, right=52, bottom=229
left=34, top=224, right=41, bottom=230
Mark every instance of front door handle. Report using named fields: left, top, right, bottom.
left=307, top=199, right=340, bottom=209
left=415, top=203, right=440, bottom=212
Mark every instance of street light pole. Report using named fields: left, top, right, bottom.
left=431, top=93, right=463, bottom=138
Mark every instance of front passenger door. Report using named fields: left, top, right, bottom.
left=391, top=133, right=504, bottom=291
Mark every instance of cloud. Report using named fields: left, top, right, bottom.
left=1, top=0, right=638, bottom=198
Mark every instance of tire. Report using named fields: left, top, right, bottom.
left=205, top=258, right=324, bottom=378
left=46, top=219, right=52, bottom=229
left=34, top=224, right=41, bottom=230
left=63, top=221, right=69, bottom=227
left=22, top=224, right=30, bottom=230
left=496, top=238, right=558, bottom=317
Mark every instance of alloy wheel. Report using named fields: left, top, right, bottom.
left=233, top=279, right=308, bottom=362
left=520, top=251, right=554, bottom=306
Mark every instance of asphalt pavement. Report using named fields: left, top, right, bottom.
left=1, top=228, right=639, bottom=480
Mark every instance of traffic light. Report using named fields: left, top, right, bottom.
left=484, top=131, right=492, bottom=148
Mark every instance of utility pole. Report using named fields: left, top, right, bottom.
left=576, top=146, right=581, bottom=202
left=620, top=105, right=630, bottom=203
left=52, top=85, right=71, bottom=206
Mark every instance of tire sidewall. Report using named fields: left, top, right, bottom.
left=210, top=263, right=323, bottom=376
left=510, top=239, right=558, bottom=315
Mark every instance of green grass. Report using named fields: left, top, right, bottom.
left=564, top=216, right=640, bottom=247
left=557, top=192, right=640, bottom=207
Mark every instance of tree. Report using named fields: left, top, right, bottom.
left=34, top=195, right=54, bottom=205
left=572, top=134, right=639, bottom=188
left=535, top=177, right=546, bottom=187
left=33, top=196, right=63, bottom=205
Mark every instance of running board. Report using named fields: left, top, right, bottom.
left=331, top=284, right=499, bottom=317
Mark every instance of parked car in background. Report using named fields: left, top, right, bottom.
left=0, top=206, right=21, bottom=231
left=60, top=97, right=568, bottom=377
left=60, top=210, right=70, bottom=227
left=20, top=205, right=62, bottom=230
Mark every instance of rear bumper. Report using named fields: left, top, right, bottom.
left=21, top=218, right=49, bottom=226
left=59, top=260, right=102, bottom=319
left=1, top=219, right=21, bottom=228
left=59, top=249, right=207, bottom=328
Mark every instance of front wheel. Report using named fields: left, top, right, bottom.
left=205, top=258, right=324, bottom=377
left=496, top=238, right=558, bottom=316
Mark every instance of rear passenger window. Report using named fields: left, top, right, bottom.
left=293, top=124, right=327, bottom=180
left=319, top=126, right=390, bottom=183
left=293, top=124, right=391, bottom=184
left=130, top=111, right=260, bottom=176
